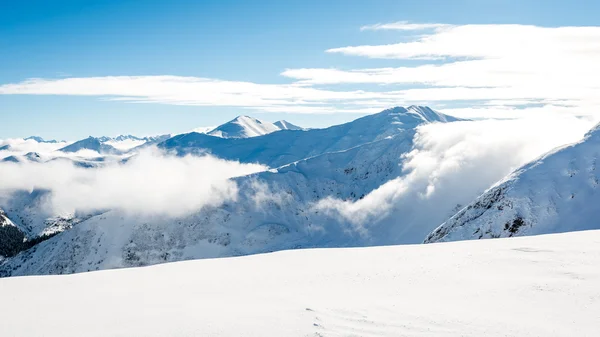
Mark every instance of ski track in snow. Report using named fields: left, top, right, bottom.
left=1, top=230, right=599, bottom=337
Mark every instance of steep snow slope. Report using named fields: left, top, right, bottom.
left=425, top=123, right=600, bottom=243
left=1, top=230, right=599, bottom=337
left=0, top=210, right=25, bottom=258
left=273, top=120, right=303, bottom=130
left=162, top=106, right=460, bottom=167
left=207, top=116, right=282, bottom=138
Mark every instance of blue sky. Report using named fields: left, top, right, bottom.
left=1, top=0, right=599, bottom=140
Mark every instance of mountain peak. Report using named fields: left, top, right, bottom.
left=378, top=106, right=461, bottom=124
left=207, top=115, right=281, bottom=138
left=273, top=120, right=303, bottom=131
left=24, top=136, right=59, bottom=143
left=58, top=137, right=121, bottom=154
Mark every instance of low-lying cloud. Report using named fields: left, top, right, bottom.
left=0, top=148, right=267, bottom=216
left=0, top=138, right=68, bottom=156
left=314, top=116, right=595, bottom=242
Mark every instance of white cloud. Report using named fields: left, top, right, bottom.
left=0, top=138, right=69, bottom=156
left=360, top=21, right=451, bottom=31
left=0, top=147, right=267, bottom=216
left=1, top=23, right=600, bottom=120
left=0, top=76, right=400, bottom=115
left=282, top=24, right=600, bottom=118
left=314, top=116, right=595, bottom=241
left=328, top=24, right=600, bottom=60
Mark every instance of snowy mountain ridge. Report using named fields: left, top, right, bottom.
left=24, top=136, right=60, bottom=143
left=58, top=136, right=123, bottom=154
left=0, top=106, right=465, bottom=276
left=161, top=106, right=459, bottom=168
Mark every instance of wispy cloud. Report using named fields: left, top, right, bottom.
left=360, top=21, right=451, bottom=31
left=0, top=76, right=398, bottom=114
left=289, top=24, right=600, bottom=118
left=1, top=23, right=600, bottom=119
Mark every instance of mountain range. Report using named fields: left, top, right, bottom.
left=2, top=106, right=600, bottom=277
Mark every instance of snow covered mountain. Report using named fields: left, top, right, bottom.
left=24, top=136, right=59, bottom=143
left=57, top=134, right=169, bottom=154
left=1, top=152, right=43, bottom=163
left=1, top=230, right=599, bottom=337
left=162, top=106, right=456, bottom=167
left=0, top=106, right=465, bottom=276
left=58, top=136, right=123, bottom=154
left=425, top=122, right=600, bottom=243
left=207, top=115, right=287, bottom=138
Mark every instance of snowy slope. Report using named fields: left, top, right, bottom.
left=162, top=106, right=460, bottom=167
left=207, top=115, right=282, bottom=138
left=1, top=230, right=599, bottom=337
left=425, top=123, right=600, bottom=243
left=0, top=106, right=464, bottom=276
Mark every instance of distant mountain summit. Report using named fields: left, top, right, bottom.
left=273, top=120, right=303, bottom=131
left=162, top=106, right=461, bottom=167
left=56, top=134, right=170, bottom=154
left=207, top=116, right=282, bottom=138
left=58, top=136, right=121, bottom=154
left=111, top=135, right=166, bottom=142
left=24, top=136, right=59, bottom=143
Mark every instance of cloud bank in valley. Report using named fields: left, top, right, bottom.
left=314, top=116, right=595, bottom=241
left=0, top=148, right=267, bottom=216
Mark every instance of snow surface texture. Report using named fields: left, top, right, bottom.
left=207, top=115, right=300, bottom=138
left=425, top=122, right=600, bottom=243
left=1, top=230, right=599, bottom=337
